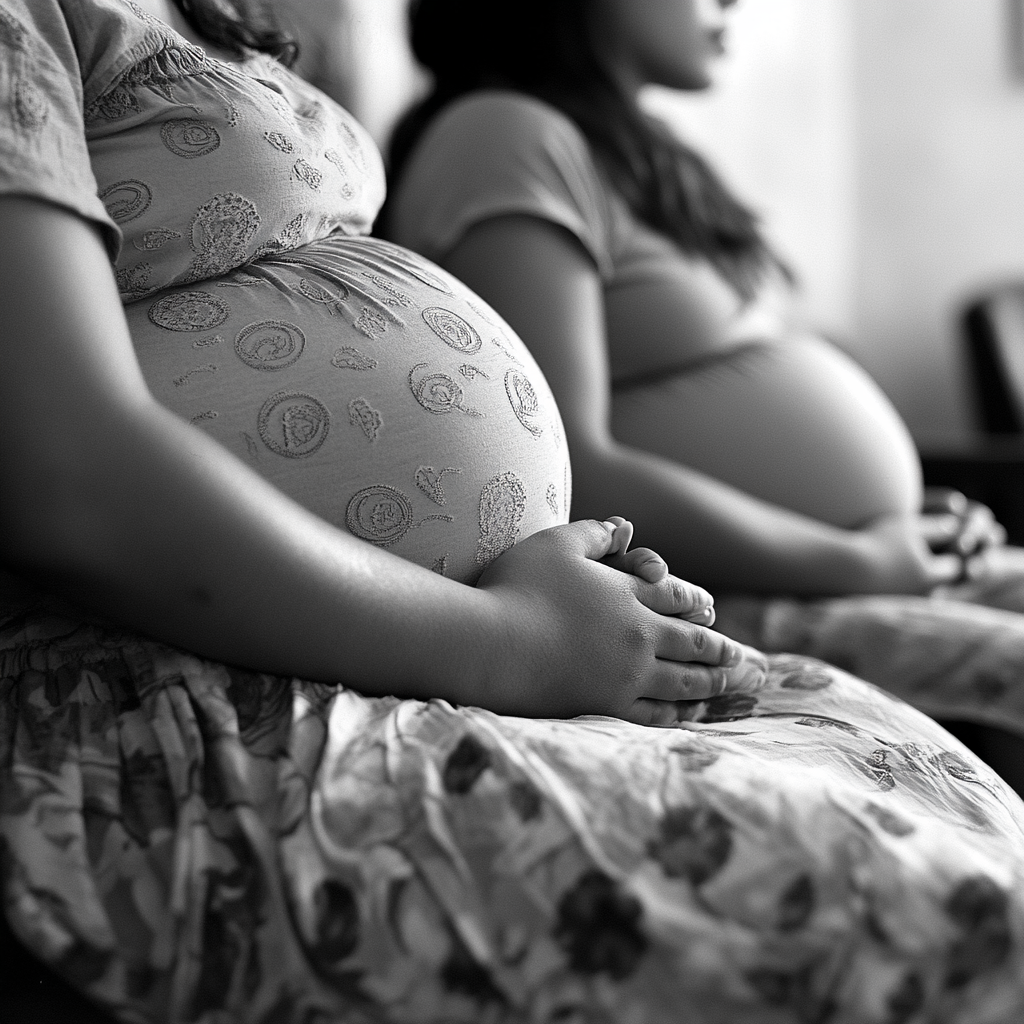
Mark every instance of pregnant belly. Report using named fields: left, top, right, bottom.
left=124, top=235, right=571, bottom=584
left=611, top=336, right=922, bottom=529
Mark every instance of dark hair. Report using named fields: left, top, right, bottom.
left=170, top=0, right=297, bottom=65
left=389, top=0, right=787, bottom=300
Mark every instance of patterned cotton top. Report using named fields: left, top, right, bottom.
left=0, top=0, right=570, bottom=584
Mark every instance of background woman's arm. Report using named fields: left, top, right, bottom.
left=440, top=214, right=961, bottom=596
left=0, top=197, right=749, bottom=719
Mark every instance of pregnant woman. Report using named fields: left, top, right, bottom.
left=3, top=2, right=1024, bottom=1022
left=385, top=0, right=987, bottom=597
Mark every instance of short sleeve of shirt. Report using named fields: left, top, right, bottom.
left=387, top=91, right=614, bottom=280
left=0, top=0, right=120, bottom=255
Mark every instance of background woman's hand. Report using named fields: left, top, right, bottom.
left=919, top=486, right=1007, bottom=559
left=858, top=512, right=964, bottom=593
left=472, top=519, right=766, bottom=724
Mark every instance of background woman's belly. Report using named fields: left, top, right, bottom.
left=611, top=335, right=923, bottom=529
left=124, top=236, right=571, bottom=584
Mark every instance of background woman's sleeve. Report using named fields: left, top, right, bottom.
left=386, top=91, right=614, bottom=280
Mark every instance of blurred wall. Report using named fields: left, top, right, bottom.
left=854, top=0, right=1024, bottom=442
left=653, top=0, right=1024, bottom=443
left=644, top=0, right=858, bottom=353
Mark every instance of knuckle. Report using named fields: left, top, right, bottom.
left=687, top=624, right=708, bottom=654
left=618, top=618, right=651, bottom=651
left=689, top=667, right=725, bottom=700
left=678, top=668, right=699, bottom=696
left=622, top=620, right=654, bottom=657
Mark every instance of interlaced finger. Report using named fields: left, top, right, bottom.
left=625, top=699, right=696, bottom=728
left=922, top=486, right=968, bottom=517
left=653, top=618, right=740, bottom=666
left=640, top=659, right=731, bottom=702
left=919, top=512, right=960, bottom=550
left=638, top=576, right=717, bottom=625
left=611, top=545, right=668, bottom=583
left=955, top=501, right=1002, bottom=556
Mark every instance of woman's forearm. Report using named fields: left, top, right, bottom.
left=2, top=395, right=500, bottom=701
left=568, top=438, right=882, bottom=596
left=2, top=397, right=756, bottom=721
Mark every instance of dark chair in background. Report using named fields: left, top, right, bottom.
left=920, top=284, right=1024, bottom=544
left=963, top=283, right=1024, bottom=434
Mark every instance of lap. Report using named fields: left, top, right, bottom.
left=3, top=592, right=1023, bottom=1022
left=715, top=546, right=1024, bottom=739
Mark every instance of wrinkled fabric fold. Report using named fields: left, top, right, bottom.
left=3, top=589, right=1024, bottom=1022
left=715, top=551, right=1024, bottom=738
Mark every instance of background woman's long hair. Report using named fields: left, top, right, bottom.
left=389, top=0, right=788, bottom=300
left=170, top=0, right=297, bottom=65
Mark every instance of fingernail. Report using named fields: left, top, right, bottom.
left=729, top=659, right=767, bottom=692
left=636, top=555, right=666, bottom=581
left=601, top=520, right=617, bottom=535
left=725, top=644, right=743, bottom=666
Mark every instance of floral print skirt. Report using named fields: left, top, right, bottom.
left=3, top=580, right=1024, bottom=1023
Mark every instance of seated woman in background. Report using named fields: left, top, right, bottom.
left=3, top=1, right=1024, bottom=1022
left=385, top=0, right=1005, bottom=598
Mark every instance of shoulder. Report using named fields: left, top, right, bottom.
left=388, top=89, right=614, bottom=275
left=394, top=88, right=608, bottom=221
left=0, top=0, right=144, bottom=255
left=424, top=90, right=594, bottom=165
left=433, top=90, right=581, bottom=134
left=0, top=0, right=167, bottom=101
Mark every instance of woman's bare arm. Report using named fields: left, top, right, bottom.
left=0, top=196, right=753, bottom=720
left=440, top=214, right=961, bottom=596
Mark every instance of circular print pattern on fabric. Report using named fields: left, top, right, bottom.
left=100, top=180, right=153, bottom=223
left=408, top=363, right=481, bottom=417
left=505, top=369, right=544, bottom=436
left=257, top=391, right=330, bottom=458
left=422, top=307, right=482, bottom=354
left=14, top=79, right=49, bottom=129
left=346, top=485, right=414, bottom=546
left=161, top=118, right=222, bottom=158
left=477, top=471, right=527, bottom=566
left=191, top=192, right=261, bottom=256
left=148, top=291, right=230, bottom=332
left=235, top=321, right=306, bottom=371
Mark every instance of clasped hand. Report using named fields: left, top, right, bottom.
left=473, top=517, right=766, bottom=724
left=855, top=488, right=1007, bottom=594
left=919, top=486, right=1006, bottom=564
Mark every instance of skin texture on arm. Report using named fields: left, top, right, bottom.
left=440, top=214, right=962, bottom=596
left=0, top=196, right=757, bottom=721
